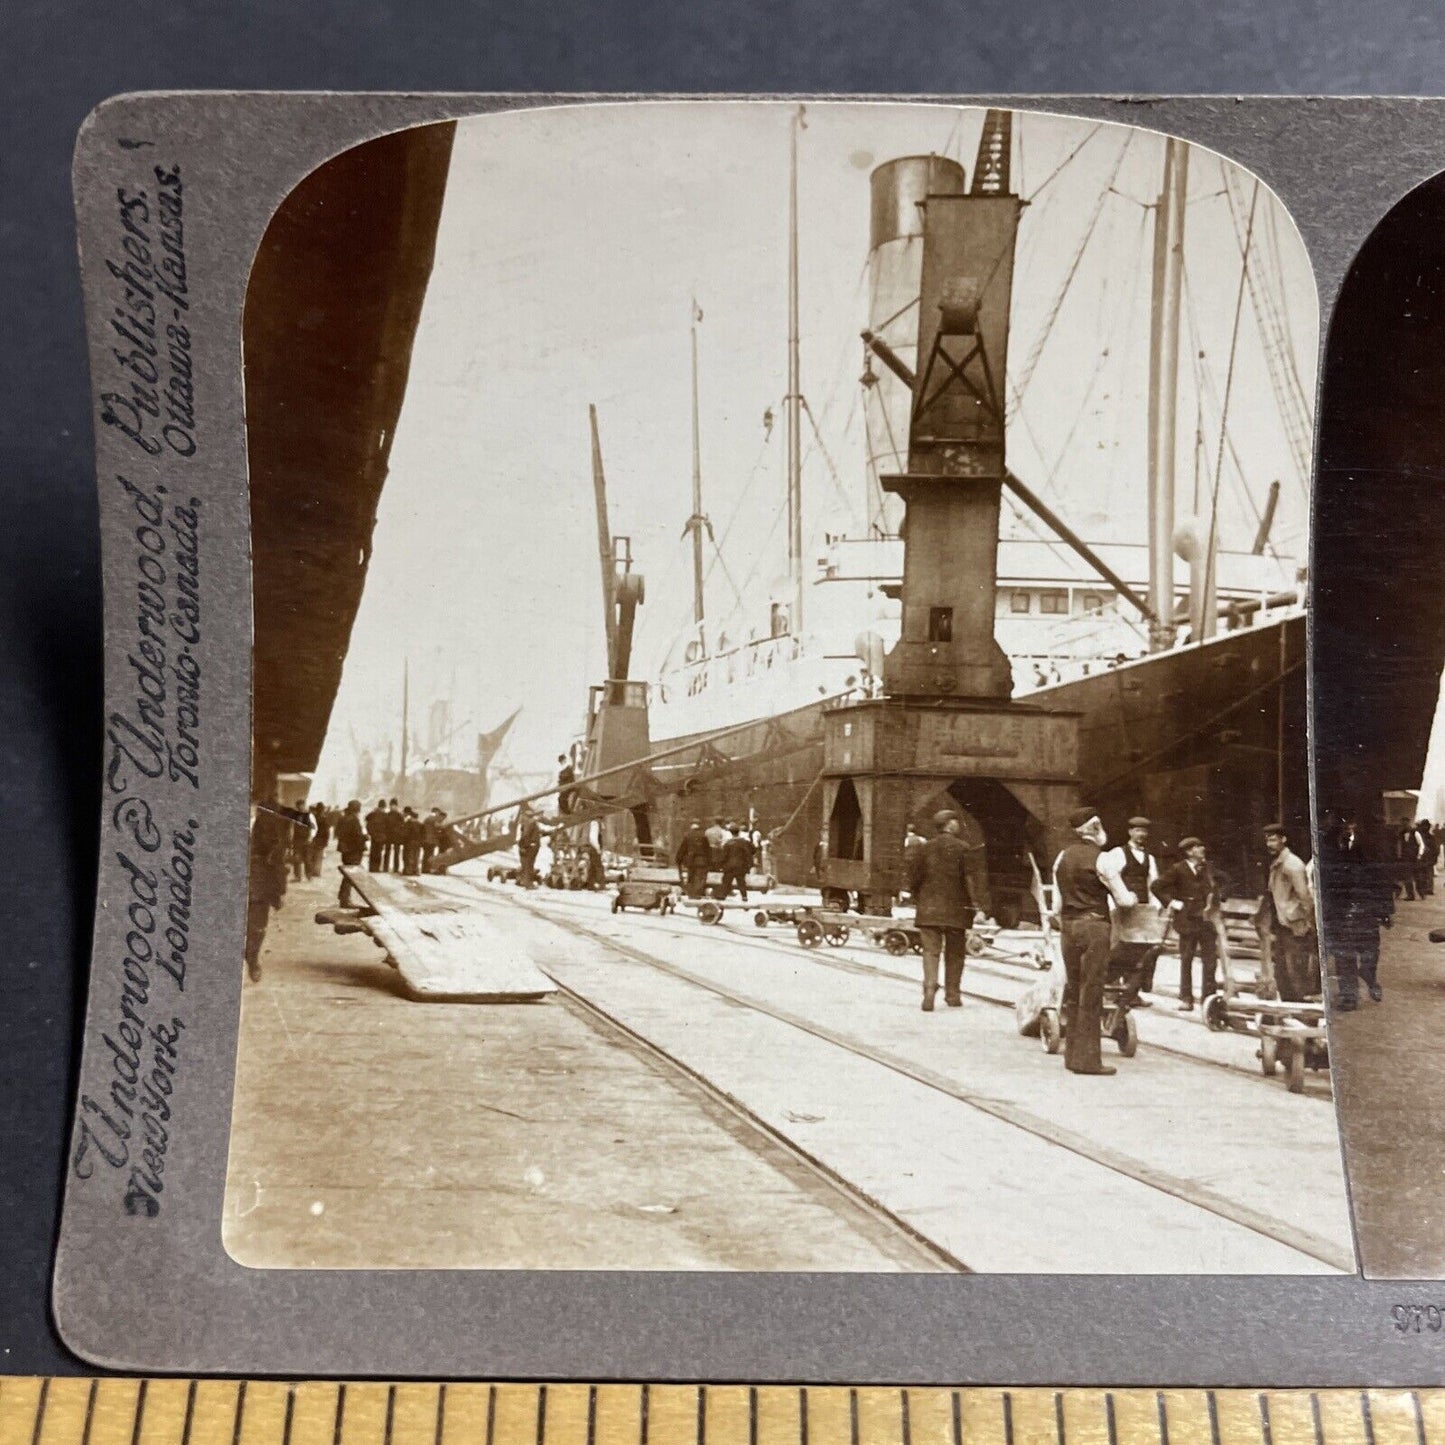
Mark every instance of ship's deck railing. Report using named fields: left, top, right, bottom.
left=656, top=631, right=810, bottom=705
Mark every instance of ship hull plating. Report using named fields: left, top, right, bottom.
left=647, top=613, right=1307, bottom=911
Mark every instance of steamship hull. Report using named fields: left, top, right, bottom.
left=649, top=611, right=1306, bottom=908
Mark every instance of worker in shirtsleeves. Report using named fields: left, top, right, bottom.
left=1051, top=806, right=1121, bottom=1076
left=1097, top=815, right=1168, bottom=1010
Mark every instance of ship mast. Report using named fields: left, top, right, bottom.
left=1146, top=135, right=1189, bottom=652
left=689, top=302, right=705, bottom=628
left=786, top=105, right=805, bottom=636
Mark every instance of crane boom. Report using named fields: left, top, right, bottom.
left=589, top=404, right=619, bottom=678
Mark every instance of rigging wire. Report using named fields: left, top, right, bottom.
left=1218, top=161, right=1313, bottom=497
left=1204, top=179, right=1262, bottom=608
left=1010, top=130, right=1135, bottom=415
left=1180, top=261, right=1269, bottom=553
left=1022, top=122, right=1103, bottom=203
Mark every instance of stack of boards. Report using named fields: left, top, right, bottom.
left=318, top=868, right=558, bottom=1003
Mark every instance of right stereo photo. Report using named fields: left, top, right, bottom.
left=1315, top=170, right=1445, bottom=1278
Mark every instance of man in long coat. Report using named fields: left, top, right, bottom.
left=905, top=809, right=978, bottom=1012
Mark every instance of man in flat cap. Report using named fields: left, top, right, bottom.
left=1050, top=806, right=1117, bottom=1074
left=1152, top=836, right=1221, bottom=1010
left=1098, top=815, right=1166, bottom=1009
left=1262, top=822, right=1319, bottom=1001
left=904, top=808, right=979, bottom=1012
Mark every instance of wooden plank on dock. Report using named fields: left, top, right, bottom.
left=340, top=868, right=557, bottom=1002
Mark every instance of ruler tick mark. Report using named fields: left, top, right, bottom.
left=80, top=1381, right=98, bottom=1445
left=1362, top=1391, right=1376, bottom=1445
left=1309, top=1394, right=1323, bottom=1445
left=799, top=1388, right=808, bottom=1445
left=232, top=1382, right=248, bottom=1445
left=749, top=1389, right=758, bottom=1445
left=1413, top=1392, right=1427, bottom=1445
left=130, top=1380, right=150, bottom=1445
left=536, top=1386, right=547, bottom=1445
left=849, top=1391, right=859, bottom=1445
left=1156, top=1393, right=1169, bottom=1445
left=32, top=1378, right=51, bottom=1445
left=282, top=1388, right=296, bottom=1445
left=1105, top=1393, right=1118, bottom=1445
left=1206, top=1393, right=1220, bottom=1445
left=434, top=1385, right=447, bottom=1445
left=384, top=1387, right=396, bottom=1445
left=1054, top=1392, right=1064, bottom=1445
left=640, top=1385, right=650, bottom=1445
left=1003, top=1392, right=1014, bottom=1445
left=1258, top=1395, right=1272, bottom=1445
left=334, top=1386, right=347, bottom=1445
left=697, top=1387, right=706, bottom=1445
left=901, top=1390, right=912, bottom=1445
left=183, top=1382, right=199, bottom=1445
left=586, top=1387, right=597, bottom=1445
left=950, top=1390, right=962, bottom=1445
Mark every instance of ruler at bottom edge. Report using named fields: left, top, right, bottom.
left=0, top=1379, right=1438, bottom=1445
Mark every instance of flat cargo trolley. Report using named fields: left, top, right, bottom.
left=792, top=909, right=993, bottom=958
left=1199, top=897, right=1328, bottom=1094
left=610, top=866, right=679, bottom=915
left=682, top=894, right=813, bottom=927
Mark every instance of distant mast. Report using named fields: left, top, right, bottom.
left=1146, top=135, right=1189, bottom=651
left=786, top=106, right=805, bottom=637
left=689, top=302, right=705, bottom=628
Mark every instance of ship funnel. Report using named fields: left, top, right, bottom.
left=864, top=156, right=967, bottom=535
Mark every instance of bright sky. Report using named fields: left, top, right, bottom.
left=310, top=101, right=1318, bottom=802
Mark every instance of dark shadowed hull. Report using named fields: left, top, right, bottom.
left=649, top=613, right=1307, bottom=900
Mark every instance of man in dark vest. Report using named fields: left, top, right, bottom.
left=1052, top=806, right=1117, bottom=1075
left=1152, top=836, right=1222, bottom=1010
left=675, top=821, right=713, bottom=898
left=1098, top=815, right=1165, bottom=1008
left=905, top=809, right=978, bottom=1012
left=718, top=824, right=757, bottom=902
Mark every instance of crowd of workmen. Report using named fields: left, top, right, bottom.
left=901, top=806, right=1319, bottom=1077
left=245, top=795, right=464, bottom=980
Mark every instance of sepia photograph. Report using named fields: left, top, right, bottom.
left=225, top=101, right=1350, bottom=1275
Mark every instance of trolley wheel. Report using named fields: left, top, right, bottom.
left=965, top=931, right=986, bottom=956
left=1040, top=1009, right=1063, bottom=1055
left=825, top=925, right=850, bottom=946
left=1286, top=1042, right=1306, bottom=1094
left=797, top=918, right=824, bottom=948
left=1202, top=993, right=1228, bottom=1033
left=697, top=900, right=723, bottom=926
left=1259, top=1035, right=1278, bottom=1075
left=1116, top=1010, right=1138, bottom=1058
left=611, top=895, right=623, bottom=914
left=883, top=929, right=912, bottom=956
left=754, top=911, right=769, bottom=928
